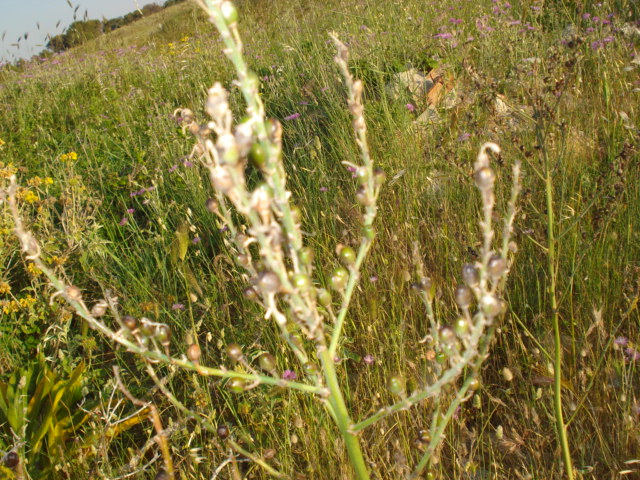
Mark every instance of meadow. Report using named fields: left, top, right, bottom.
left=0, top=0, right=639, bottom=478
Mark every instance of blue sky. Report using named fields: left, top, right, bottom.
left=0, top=0, right=142, bottom=62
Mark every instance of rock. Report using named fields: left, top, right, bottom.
left=621, top=22, right=640, bottom=39
left=386, top=68, right=434, bottom=103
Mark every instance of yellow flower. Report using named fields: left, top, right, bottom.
left=60, top=151, right=78, bottom=161
left=181, top=36, right=190, bottom=42
left=27, top=176, right=43, bottom=187
left=44, top=177, right=54, bottom=185
left=0, top=282, right=11, bottom=294
left=0, top=163, right=17, bottom=179
left=2, top=300, right=19, bottom=315
left=0, top=138, right=5, bottom=147
left=27, top=263, right=42, bottom=276
left=17, top=189, right=39, bottom=204
left=19, top=295, right=37, bottom=308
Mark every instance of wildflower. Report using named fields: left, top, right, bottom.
left=127, top=208, right=135, bottom=214
left=583, top=13, right=591, bottom=20
left=434, top=32, right=453, bottom=39
left=282, top=369, right=297, bottom=380
left=0, top=281, right=11, bottom=294
left=192, top=236, right=201, bottom=244
left=458, top=132, right=471, bottom=142
left=369, top=275, right=378, bottom=283
left=406, top=103, right=416, bottom=112
left=449, top=18, right=463, bottom=24
left=169, top=164, right=179, bottom=173
left=625, top=347, right=640, bottom=362
left=284, top=113, right=301, bottom=121
left=27, top=263, right=42, bottom=276
left=60, top=151, right=78, bottom=161
left=615, top=337, right=629, bottom=346
left=0, top=138, right=5, bottom=147
left=319, top=186, right=328, bottom=192
left=363, top=354, right=374, bottom=365
left=172, top=303, right=185, bottom=311
left=119, top=217, right=128, bottom=226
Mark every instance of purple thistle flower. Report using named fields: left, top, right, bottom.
left=118, top=217, right=128, bottom=226
left=192, top=236, right=201, bottom=244
left=127, top=208, right=135, bottom=214
left=449, top=18, right=463, bottom=24
left=363, top=354, right=374, bottom=365
left=319, top=186, right=328, bottom=192
left=172, top=303, right=185, bottom=311
left=615, top=337, right=629, bottom=346
left=406, top=103, right=416, bottom=112
left=458, top=132, right=471, bottom=142
left=169, top=164, right=179, bottom=173
left=434, top=32, right=453, bottom=39
left=284, top=113, right=301, bottom=121
left=282, top=369, right=297, bottom=380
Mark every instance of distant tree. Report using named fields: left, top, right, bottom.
left=103, top=17, right=125, bottom=32
left=65, top=20, right=103, bottom=47
left=46, top=34, right=68, bottom=53
left=141, top=3, right=163, bottom=15
left=163, top=0, right=187, bottom=6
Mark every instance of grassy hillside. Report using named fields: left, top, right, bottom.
left=1, top=0, right=639, bottom=478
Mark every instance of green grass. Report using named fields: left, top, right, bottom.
left=1, top=0, right=639, bottom=478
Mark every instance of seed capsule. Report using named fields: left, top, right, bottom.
left=435, top=352, right=447, bottom=364
left=155, top=324, right=171, bottom=346
left=258, top=352, right=276, bottom=372
left=258, top=271, right=281, bottom=294
left=226, top=343, right=243, bottom=361
left=387, top=375, right=406, bottom=396
left=475, top=166, right=495, bottom=190
left=217, top=424, right=230, bottom=439
left=339, top=246, right=356, bottom=266
left=362, top=224, right=375, bottom=240
left=210, top=166, right=233, bottom=193
left=481, top=294, right=502, bottom=317
left=317, top=288, right=332, bottom=307
left=373, top=168, right=386, bottom=186
left=299, top=247, right=314, bottom=266
left=355, top=167, right=369, bottom=185
left=439, top=326, right=456, bottom=344
left=454, top=317, right=469, bottom=337
left=329, top=267, right=349, bottom=291
left=3, top=451, right=19, bottom=469
left=227, top=377, right=245, bottom=393
left=487, top=254, right=507, bottom=279
left=290, top=205, right=302, bottom=224
left=454, top=284, right=473, bottom=309
left=417, top=429, right=431, bottom=444
left=462, top=263, right=479, bottom=286
left=206, top=198, right=218, bottom=213
left=187, top=344, right=201, bottom=363
left=139, top=318, right=155, bottom=337
left=355, top=186, right=372, bottom=206
left=91, top=300, right=108, bottom=318
left=303, top=363, right=319, bottom=376
left=65, top=285, right=82, bottom=302
left=292, top=273, right=311, bottom=291
left=468, top=377, right=481, bottom=391
left=243, top=286, right=259, bottom=302
left=123, top=315, right=138, bottom=333
left=249, top=143, right=266, bottom=168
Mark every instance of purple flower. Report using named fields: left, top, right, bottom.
left=449, top=18, right=463, bottom=24
left=583, top=13, right=591, bottom=19
left=169, top=164, right=179, bottom=173
left=615, top=337, right=629, bottom=346
left=284, top=113, right=301, bottom=121
left=118, top=217, right=128, bottom=226
left=625, top=347, right=640, bottom=362
left=406, top=103, right=416, bottom=112
left=320, top=86, right=329, bottom=92
left=319, top=186, right=328, bottom=192
left=458, top=132, right=471, bottom=142
left=282, top=369, right=297, bottom=381
left=591, top=40, right=603, bottom=50
left=434, top=32, right=453, bottom=39
left=127, top=208, right=135, bottom=214
left=363, top=354, right=374, bottom=365
left=369, top=275, right=378, bottom=283
left=192, top=236, right=201, bottom=244
left=172, top=303, right=185, bottom=311
left=603, top=36, right=614, bottom=43
left=183, top=159, right=194, bottom=167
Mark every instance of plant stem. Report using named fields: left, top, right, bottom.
left=541, top=130, right=574, bottom=480
left=319, top=349, right=370, bottom=480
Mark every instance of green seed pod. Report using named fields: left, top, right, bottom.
left=487, top=254, right=507, bottom=279
left=187, top=344, right=201, bottom=363
left=249, top=143, right=266, bottom=168
left=155, top=324, right=171, bottom=346
left=435, top=352, right=447, bottom=364
left=139, top=318, right=155, bottom=337
left=454, top=284, right=473, bottom=309
left=299, top=247, right=314, bottom=266
left=468, top=377, right=481, bottom=391
left=339, top=246, right=356, bottom=266
left=475, top=166, right=495, bottom=190
left=426, top=472, right=436, bottom=480
left=236, top=254, right=250, bottom=268
left=258, top=271, right=281, bottom=295
left=290, top=333, right=303, bottom=350
left=292, top=273, right=311, bottom=291
left=317, top=288, right=332, bottom=307
left=329, top=267, right=349, bottom=291
left=355, top=186, right=372, bottom=206
left=387, top=375, right=406, bottom=396
left=355, top=167, right=369, bottom=185
left=303, top=362, right=319, bottom=376
left=258, top=352, right=276, bottom=372
left=217, top=424, right=230, bottom=439
left=362, top=224, right=375, bottom=240
left=226, top=343, right=243, bottom=361
left=227, top=377, right=245, bottom=393
left=220, top=1, right=238, bottom=24
left=462, top=263, right=479, bottom=286
left=290, top=205, right=302, bottom=224
left=454, top=317, right=469, bottom=337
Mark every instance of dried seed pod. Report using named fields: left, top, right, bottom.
left=187, top=344, right=201, bottom=363
left=487, top=254, right=507, bottom=279
left=303, top=362, right=319, bottom=376
left=417, top=429, right=431, bottom=444
left=462, top=263, right=479, bottom=286
left=454, top=284, right=473, bottom=309
left=123, top=315, right=138, bottom=333
left=481, top=294, right=502, bottom=317
left=355, top=186, right=372, bottom=206
left=217, top=424, right=230, bottom=439
left=91, top=300, right=108, bottom=318
left=439, top=326, right=456, bottom=344
left=3, top=451, right=19, bottom=469
left=258, top=271, right=281, bottom=295
left=217, top=133, right=239, bottom=165
left=210, top=166, right=233, bottom=193
left=475, top=166, right=495, bottom=190
left=206, top=197, right=218, bottom=213
left=226, top=343, right=243, bottom=361
left=290, top=205, right=302, bottom=224
left=65, top=285, right=82, bottom=302
left=243, top=286, right=259, bottom=302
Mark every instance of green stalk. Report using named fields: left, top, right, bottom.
left=541, top=131, right=574, bottom=480
left=319, top=349, right=370, bottom=480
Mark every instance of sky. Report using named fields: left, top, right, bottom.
left=0, top=0, right=144, bottom=62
